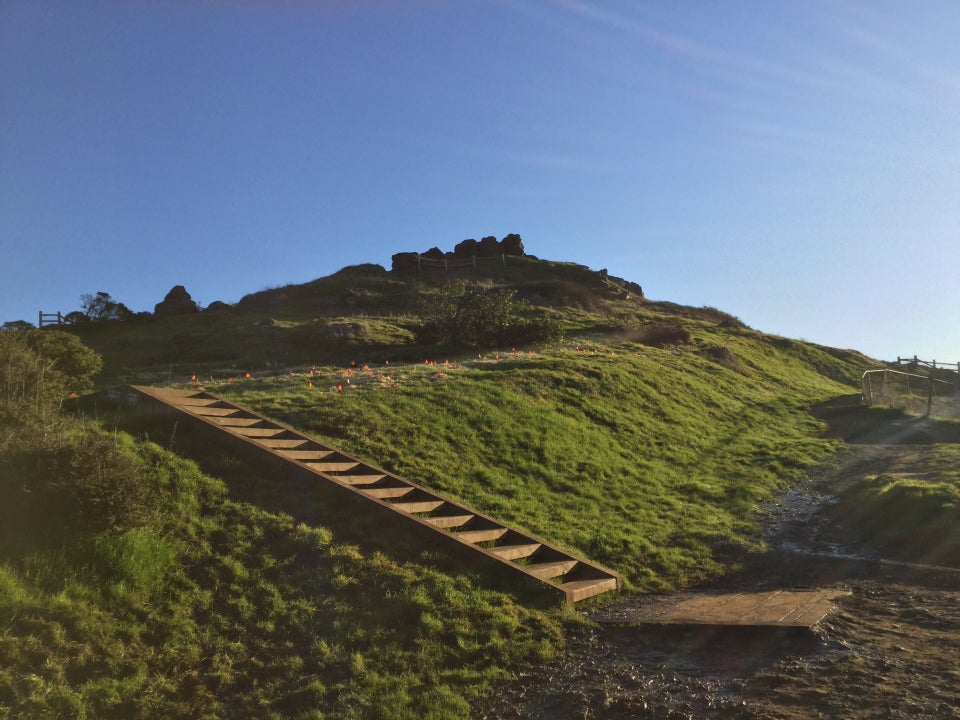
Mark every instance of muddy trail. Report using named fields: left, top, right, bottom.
left=478, top=400, right=960, bottom=719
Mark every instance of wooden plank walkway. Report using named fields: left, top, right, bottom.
left=593, top=589, right=849, bottom=629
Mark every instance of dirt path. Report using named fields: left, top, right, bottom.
left=477, top=403, right=960, bottom=719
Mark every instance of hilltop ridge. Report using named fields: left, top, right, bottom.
left=53, top=247, right=872, bottom=389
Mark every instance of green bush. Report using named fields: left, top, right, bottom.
left=416, top=282, right=561, bottom=348
left=1, top=428, right=157, bottom=541
left=634, top=321, right=692, bottom=347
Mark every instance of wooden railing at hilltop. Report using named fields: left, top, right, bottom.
left=38, top=311, right=70, bottom=327
left=895, top=356, right=960, bottom=374
left=414, top=253, right=521, bottom=271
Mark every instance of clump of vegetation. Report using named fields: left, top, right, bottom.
left=415, top=281, right=561, bottom=348
left=64, top=291, right=134, bottom=324
left=0, top=329, right=101, bottom=446
left=633, top=321, right=692, bottom=348
left=3, top=428, right=158, bottom=539
left=513, top=280, right=605, bottom=311
left=701, top=345, right=746, bottom=373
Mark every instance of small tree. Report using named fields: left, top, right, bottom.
left=80, top=291, right=133, bottom=322
left=1, top=320, right=34, bottom=331
left=416, top=282, right=561, bottom=348
left=0, top=330, right=102, bottom=446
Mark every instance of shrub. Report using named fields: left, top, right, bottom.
left=416, top=282, right=561, bottom=348
left=0, top=330, right=101, bottom=449
left=513, top=280, right=604, bottom=311
left=79, top=291, right=133, bottom=322
left=701, top=345, right=746, bottom=373
left=634, top=321, right=692, bottom=348
left=1, top=428, right=157, bottom=539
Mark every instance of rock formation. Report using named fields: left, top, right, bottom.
left=154, top=285, right=200, bottom=317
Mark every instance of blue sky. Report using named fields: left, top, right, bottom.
left=2, top=1, right=959, bottom=362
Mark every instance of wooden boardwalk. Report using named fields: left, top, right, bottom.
left=593, top=589, right=849, bottom=629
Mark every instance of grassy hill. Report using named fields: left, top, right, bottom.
left=0, top=256, right=883, bottom=717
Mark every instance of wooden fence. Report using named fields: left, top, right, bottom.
left=38, top=311, right=70, bottom=327
left=414, top=254, right=521, bottom=271
left=896, top=356, right=960, bottom=374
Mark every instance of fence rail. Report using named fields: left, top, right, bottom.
left=38, top=311, right=70, bottom=327
left=414, top=254, right=521, bottom=271
left=862, top=368, right=958, bottom=416
left=896, top=356, right=960, bottom=374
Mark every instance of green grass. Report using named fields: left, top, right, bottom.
left=212, top=329, right=858, bottom=591
left=828, top=436, right=960, bottom=566
left=2, top=257, right=893, bottom=717
left=0, top=438, right=567, bottom=719
left=836, top=474, right=960, bottom=565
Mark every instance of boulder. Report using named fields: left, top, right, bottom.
left=500, top=233, right=525, bottom=256
left=391, top=252, right=419, bottom=272
left=154, top=285, right=199, bottom=317
left=203, top=300, right=231, bottom=313
left=478, top=236, right=499, bottom=256
left=454, top=239, right=479, bottom=257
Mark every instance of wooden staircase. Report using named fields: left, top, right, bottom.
left=125, top=386, right=622, bottom=605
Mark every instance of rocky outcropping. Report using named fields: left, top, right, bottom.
left=154, top=285, right=200, bottom=317
left=391, top=234, right=526, bottom=271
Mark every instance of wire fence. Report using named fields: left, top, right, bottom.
left=862, top=365, right=960, bottom=417
left=412, top=253, right=525, bottom=271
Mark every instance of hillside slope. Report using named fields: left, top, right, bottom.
left=1, top=257, right=884, bottom=717
left=68, top=256, right=876, bottom=591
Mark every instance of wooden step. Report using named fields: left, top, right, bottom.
left=361, top=486, right=414, bottom=499
left=489, top=543, right=541, bottom=561
left=174, top=397, right=219, bottom=407
left=560, top=577, right=620, bottom=603
left=187, top=406, right=238, bottom=417
left=302, top=461, right=360, bottom=474
left=456, top=528, right=508, bottom=544
left=279, top=449, right=334, bottom=461
left=233, top=426, right=286, bottom=438
left=211, top=416, right=262, bottom=427
left=391, top=500, right=444, bottom=514
left=525, top=560, right=578, bottom=580
left=260, top=439, right=310, bottom=450
left=333, top=474, right=387, bottom=485
left=424, top=514, right=474, bottom=529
